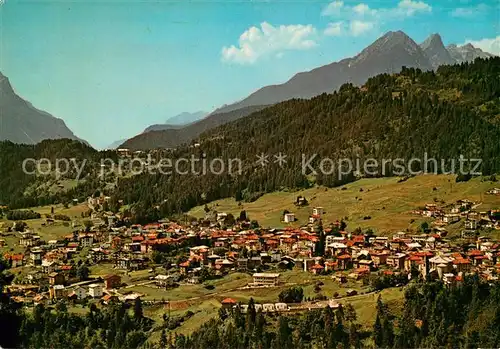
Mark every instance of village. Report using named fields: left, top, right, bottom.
left=1, top=185, right=500, bottom=324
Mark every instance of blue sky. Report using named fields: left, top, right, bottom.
left=0, top=0, right=499, bottom=148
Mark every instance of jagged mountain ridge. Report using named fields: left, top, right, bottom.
left=210, top=31, right=496, bottom=116
left=212, top=31, right=433, bottom=116
left=121, top=31, right=496, bottom=150
left=420, top=33, right=456, bottom=69
left=447, top=43, right=494, bottom=63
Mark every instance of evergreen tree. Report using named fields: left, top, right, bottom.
left=134, top=298, right=144, bottom=320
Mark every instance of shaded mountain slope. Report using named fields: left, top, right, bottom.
left=0, top=72, right=86, bottom=145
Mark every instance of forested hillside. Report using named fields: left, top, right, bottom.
left=120, top=105, right=266, bottom=150
left=113, top=58, right=500, bottom=223
left=165, top=276, right=500, bottom=349
left=1, top=59, right=499, bottom=222
left=0, top=139, right=116, bottom=208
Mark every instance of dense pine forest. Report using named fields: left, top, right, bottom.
left=0, top=139, right=117, bottom=208
left=0, top=58, right=499, bottom=224
left=161, top=276, right=500, bottom=349
left=388, top=276, right=500, bottom=348
left=113, top=58, right=500, bottom=222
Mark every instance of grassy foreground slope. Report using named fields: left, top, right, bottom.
left=189, top=175, right=500, bottom=233
left=142, top=271, right=403, bottom=341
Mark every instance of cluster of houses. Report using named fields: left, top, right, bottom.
left=220, top=298, right=342, bottom=313
left=413, top=199, right=500, bottom=237
left=6, top=273, right=125, bottom=305
left=2, top=195, right=500, bottom=307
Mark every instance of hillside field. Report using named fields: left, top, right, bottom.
left=141, top=270, right=403, bottom=341
left=0, top=203, right=89, bottom=254
left=189, top=175, right=500, bottom=234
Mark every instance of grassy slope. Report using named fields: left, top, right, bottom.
left=188, top=175, right=500, bottom=234
left=0, top=203, right=89, bottom=254
left=5, top=174, right=499, bottom=338
left=143, top=280, right=402, bottom=342
left=140, top=269, right=375, bottom=340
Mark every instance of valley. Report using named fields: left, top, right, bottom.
left=0, top=3, right=499, bottom=346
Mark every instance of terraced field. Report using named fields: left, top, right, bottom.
left=189, top=175, right=500, bottom=234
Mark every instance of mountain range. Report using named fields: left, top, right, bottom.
left=0, top=31, right=496, bottom=149
left=119, top=31, right=496, bottom=150
left=1, top=51, right=499, bottom=212
left=112, top=57, right=500, bottom=220
left=0, top=72, right=84, bottom=145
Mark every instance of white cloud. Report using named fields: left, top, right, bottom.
left=350, top=20, right=375, bottom=36
left=322, top=0, right=432, bottom=19
left=321, top=1, right=344, bottom=16
left=321, top=1, right=432, bottom=37
left=451, top=3, right=489, bottom=17
left=461, top=36, right=500, bottom=56
left=324, top=21, right=344, bottom=36
left=221, top=22, right=318, bottom=64
left=352, top=4, right=378, bottom=16
left=397, top=0, right=432, bottom=15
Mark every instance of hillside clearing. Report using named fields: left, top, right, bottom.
left=188, top=175, right=500, bottom=234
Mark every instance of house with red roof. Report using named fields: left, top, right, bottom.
left=310, top=263, right=324, bottom=275
left=179, top=260, right=191, bottom=275
left=4, top=253, right=24, bottom=268
left=132, top=235, right=145, bottom=243
left=221, top=298, right=237, bottom=308
left=453, top=257, right=471, bottom=273
left=324, top=260, right=337, bottom=272
left=336, top=254, right=353, bottom=270
left=405, top=255, right=424, bottom=272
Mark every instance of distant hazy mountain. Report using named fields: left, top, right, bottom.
left=0, top=72, right=85, bottom=145
left=165, top=111, right=207, bottom=125
left=120, top=30, right=498, bottom=150
left=420, top=33, right=456, bottom=69
left=446, top=43, right=495, bottom=63
left=120, top=105, right=266, bottom=150
left=143, top=111, right=208, bottom=133
left=106, top=139, right=127, bottom=150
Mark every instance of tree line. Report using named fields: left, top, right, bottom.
left=1, top=58, right=499, bottom=224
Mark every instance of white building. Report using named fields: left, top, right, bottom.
left=283, top=213, right=295, bottom=223
left=465, top=220, right=478, bottom=230
left=79, top=234, right=94, bottom=248
left=73, top=287, right=87, bottom=300
left=42, top=260, right=57, bottom=274
left=443, top=214, right=460, bottom=224
left=312, top=207, right=323, bottom=216
left=252, top=273, right=280, bottom=286
left=326, top=236, right=345, bottom=245
left=88, top=283, right=104, bottom=298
